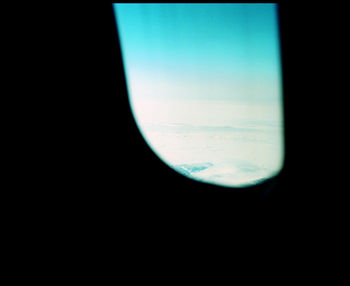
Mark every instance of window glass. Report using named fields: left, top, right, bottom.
left=114, top=3, right=284, bottom=187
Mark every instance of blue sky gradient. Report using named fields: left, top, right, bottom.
left=114, top=3, right=282, bottom=102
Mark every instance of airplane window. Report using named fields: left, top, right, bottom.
left=113, top=3, right=284, bottom=188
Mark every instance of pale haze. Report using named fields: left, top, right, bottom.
left=114, top=4, right=284, bottom=187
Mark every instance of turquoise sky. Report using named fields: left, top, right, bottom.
left=113, top=3, right=282, bottom=102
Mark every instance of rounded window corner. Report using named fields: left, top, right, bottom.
left=114, top=3, right=285, bottom=190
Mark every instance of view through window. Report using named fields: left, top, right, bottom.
left=113, top=3, right=284, bottom=187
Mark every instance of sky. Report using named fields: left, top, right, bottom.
left=113, top=3, right=282, bottom=102
left=113, top=4, right=284, bottom=187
